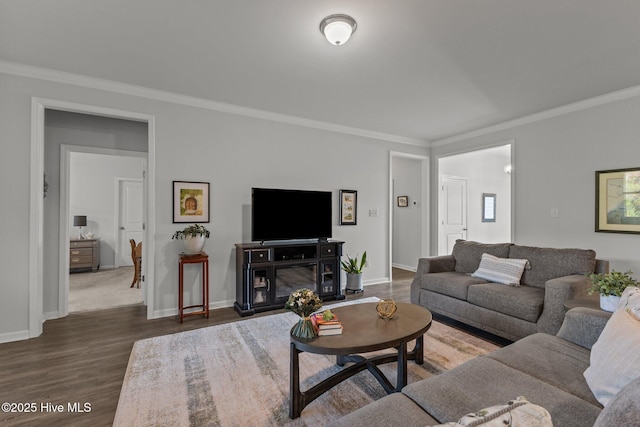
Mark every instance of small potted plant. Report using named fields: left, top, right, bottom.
left=588, top=270, right=638, bottom=312
left=341, top=251, right=367, bottom=293
left=172, top=224, right=210, bottom=254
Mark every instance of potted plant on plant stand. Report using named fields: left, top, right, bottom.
left=588, top=270, right=638, bottom=312
left=172, top=224, right=210, bottom=254
left=341, top=251, right=367, bottom=293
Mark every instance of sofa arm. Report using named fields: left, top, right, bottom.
left=537, top=274, right=592, bottom=335
left=410, top=255, right=456, bottom=304
left=556, top=307, right=611, bottom=349
left=416, top=255, right=456, bottom=275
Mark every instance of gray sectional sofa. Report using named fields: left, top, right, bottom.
left=410, top=240, right=609, bottom=341
left=329, top=308, right=640, bottom=426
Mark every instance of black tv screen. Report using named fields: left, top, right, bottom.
left=252, top=188, right=332, bottom=242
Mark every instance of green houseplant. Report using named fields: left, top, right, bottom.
left=341, top=251, right=367, bottom=293
left=172, top=224, right=210, bottom=254
left=587, top=270, right=638, bottom=312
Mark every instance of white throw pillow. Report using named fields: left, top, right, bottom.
left=584, top=304, right=640, bottom=406
left=431, top=396, right=552, bottom=427
left=471, top=253, right=529, bottom=286
left=617, top=286, right=640, bottom=320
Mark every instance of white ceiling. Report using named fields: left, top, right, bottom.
left=2, top=0, right=640, bottom=144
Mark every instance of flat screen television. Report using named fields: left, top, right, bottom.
left=251, top=188, right=332, bottom=242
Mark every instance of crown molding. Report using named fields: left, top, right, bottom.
left=431, top=84, right=640, bottom=147
left=0, top=60, right=428, bottom=147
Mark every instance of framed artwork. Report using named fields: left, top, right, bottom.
left=595, top=167, right=640, bottom=234
left=340, top=190, right=357, bottom=225
left=173, top=181, right=210, bottom=223
left=482, top=193, right=496, bottom=222
left=397, top=195, right=408, bottom=207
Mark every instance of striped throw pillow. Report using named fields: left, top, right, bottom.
left=471, top=253, right=528, bottom=286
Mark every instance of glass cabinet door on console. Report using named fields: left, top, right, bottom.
left=252, top=267, right=273, bottom=306
left=319, top=260, right=336, bottom=296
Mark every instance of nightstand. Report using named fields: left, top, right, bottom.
left=70, top=238, right=100, bottom=272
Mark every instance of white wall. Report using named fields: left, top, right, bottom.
left=69, top=152, right=145, bottom=268
left=0, top=72, right=428, bottom=341
left=439, top=145, right=511, bottom=243
left=431, top=96, right=640, bottom=275
left=392, top=156, right=423, bottom=270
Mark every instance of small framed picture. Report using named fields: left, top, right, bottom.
left=340, top=190, right=357, bottom=225
left=173, top=181, right=210, bottom=223
left=595, top=167, right=640, bottom=234
left=397, top=195, right=408, bottom=207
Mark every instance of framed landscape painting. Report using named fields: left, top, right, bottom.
left=173, top=181, right=210, bottom=223
left=340, top=190, right=357, bottom=225
left=595, top=167, right=640, bottom=234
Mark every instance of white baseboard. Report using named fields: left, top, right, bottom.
left=43, top=311, right=60, bottom=320
left=364, top=277, right=391, bottom=285
left=392, top=263, right=417, bottom=272
left=0, top=330, right=30, bottom=344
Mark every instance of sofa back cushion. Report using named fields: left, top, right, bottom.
left=452, top=240, right=513, bottom=274
left=508, top=245, right=596, bottom=288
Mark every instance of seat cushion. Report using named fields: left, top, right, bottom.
left=326, top=392, right=438, bottom=427
left=467, top=283, right=544, bottom=322
left=508, top=245, right=596, bottom=288
left=452, top=240, right=512, bottom=274
left=422, top=272, right=488, bottom=300
left=402, top=357, right=601, bottom=427
left=486, top=333, right=600, bottom=406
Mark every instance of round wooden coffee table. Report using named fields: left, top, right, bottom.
left=289, top=302, right=432, bottom=418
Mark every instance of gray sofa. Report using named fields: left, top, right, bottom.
left=410, top=240, right=609, bottom=341
left=329, top=308, right=640, bottom=426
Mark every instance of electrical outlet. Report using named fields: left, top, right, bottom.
left=550, top=208, right=559, bottom=218
left=369, top=209, right=378, bottom=217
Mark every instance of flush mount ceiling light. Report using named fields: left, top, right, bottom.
left=320, top=14, right=357, bottom=46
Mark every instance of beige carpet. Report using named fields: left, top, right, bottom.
left=114, top=298, right=498, bottom=426
left=69, top=267, right=143, bottom=312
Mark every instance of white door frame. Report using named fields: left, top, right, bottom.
left=114, top=177, right=144, bottom=269
left=388, top=151, right=429, bottom=281
left=30, top=97, right=156, bottom=337
left=59, top=146, right=147, bottom=316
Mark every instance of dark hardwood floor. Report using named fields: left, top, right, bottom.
left=0, top=269, right=415, bottom=427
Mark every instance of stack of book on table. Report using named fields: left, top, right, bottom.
left=311, top=312, right=343, bottom=336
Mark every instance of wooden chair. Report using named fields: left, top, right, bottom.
left=129, top=239, right=142, bottom=288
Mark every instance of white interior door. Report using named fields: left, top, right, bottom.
left=439, top=176, right=468, bottom=255
left=118, top=179, right=143, bottom=266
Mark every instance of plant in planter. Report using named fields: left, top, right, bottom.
left=172, top=224, right=210, bottom=254
left=341, top=251, right=367, bottom=293
left=587, top=270, right=638, bottom=312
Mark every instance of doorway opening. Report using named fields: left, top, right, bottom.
left=389, top=152, right=429, bottom=281
left=437, top=143, right=512, bottom=255
left=66, top=150, right=146, bottom=313
left=29, top=98, right=156, bottom=339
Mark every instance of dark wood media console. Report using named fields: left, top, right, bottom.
left=234, top=241, right=345, bottom=316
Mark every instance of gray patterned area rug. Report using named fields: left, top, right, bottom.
left=114, top=298, right=498, bottom=426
